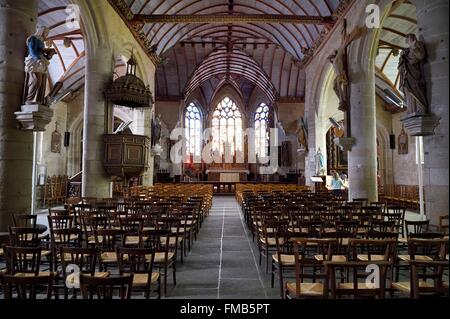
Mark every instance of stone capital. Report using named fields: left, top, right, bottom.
left=334, top=136, right=356, bottom=152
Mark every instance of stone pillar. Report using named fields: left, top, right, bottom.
left=413, top=0, right=449, bottom=225
left=304, top=70, right=318, bottom=187
left=0, top=0, right=38, bottom=231
left=137, top=108, right=154, bottom=186
left=81, top=46, right=114, bottom=198
left=347, top=69, right=378, bottom=202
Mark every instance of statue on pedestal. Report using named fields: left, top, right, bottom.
left=23, top=26, right=56, bottom=105
left=398, top=34, right=428, bottom=115
left=314, top=147, right=325, bottom=176
left=15, top=26, right=57, bottom=131
left=295, top=116, right=308, bottom=152
left=151, top=113, right=162, bottom=147
left=328, top=48, right=348, bottom=112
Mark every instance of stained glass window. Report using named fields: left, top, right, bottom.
left=255, top=103, right=270, bottom=158
left=212, top=97, right=242, bottom=155
left=184, top=103, right=202, bottom=156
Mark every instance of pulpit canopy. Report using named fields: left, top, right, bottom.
left=104, top=54, right=153, bottom=108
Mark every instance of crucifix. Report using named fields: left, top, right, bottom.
left=327, top=19, right=365, bottom=138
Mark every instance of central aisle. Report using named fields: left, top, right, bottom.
left=168, top=196, right=279, bottom=299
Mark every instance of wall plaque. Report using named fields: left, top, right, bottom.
left=51, top=123, right=61, bottom=153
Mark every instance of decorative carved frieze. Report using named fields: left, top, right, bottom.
left=108, top=0, right=162, bottom=65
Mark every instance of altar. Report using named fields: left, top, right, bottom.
left=205, top=163, right=249, bottom=182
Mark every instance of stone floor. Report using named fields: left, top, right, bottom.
left=166, top=196, right=279, bottom=299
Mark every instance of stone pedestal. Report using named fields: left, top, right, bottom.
left=401, top=113, right=440, bottom=136
left=0, top=0, right=38, bottom=231
left=14, top=104, right=53, bottom=131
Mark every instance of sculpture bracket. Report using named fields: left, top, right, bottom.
left=14, top=104, right=54, bottom=131
left=151, top=144, right=163, bottom=156
left=334, top=136, right=356, bottom=152
left=401, top=113, right=440, bottom=136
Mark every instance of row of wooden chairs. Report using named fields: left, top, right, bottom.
left=0, top=245, right=160, bottom=299
left=282, top=238, right=448, bottom=299
left=2, top=191, right=211, bottom=299
left=240, top=190, right=448, bottom=299
left=382, top=184, right=421, bottom=210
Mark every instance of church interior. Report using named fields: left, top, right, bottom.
left=0, top=0, right=448, bottom=301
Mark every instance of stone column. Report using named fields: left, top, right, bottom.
left=304, top=70, right=318, bottom=187
left=81, top=45, right=114, bottom=198
left=0, top=0, right=38, bottom=231
left=413, top=0, right=449, bottom=225
left=347, top=68, right=378, bottom=202
left=135, top=108, right=154, bottom=186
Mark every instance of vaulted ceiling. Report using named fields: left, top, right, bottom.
left=119, top=0, right=343, bottom=105
left=38, top=0, right=417, bottom=111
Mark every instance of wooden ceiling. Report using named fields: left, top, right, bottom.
left=118, top=0, right=343, bottom=105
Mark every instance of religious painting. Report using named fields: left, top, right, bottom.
left=326, top=123, right=348, bottom=173
left=51, top=126, right=61, bottom=153
left=398, top=126, right=408, bottom=155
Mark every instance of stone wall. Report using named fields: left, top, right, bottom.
left=38, top=101, right=68, bottom=177
left=392, top=113, right=418, bottom=186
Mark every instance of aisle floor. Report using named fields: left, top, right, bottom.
left=167, top=196, right=279, bottom=299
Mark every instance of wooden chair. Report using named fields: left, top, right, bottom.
left=258, top=220, right=289, bottom=273
left=284, top=239, right=337, bottom=299
left=1, top=273, right=54, bottom=299
left=3, top=246, right=42, bottom=276
left=271, top=231, right=308, bottom=298
left=47, top=215, right=74, bottom=230
left=409, top=260, right=449, bottom=298
left=119, top=216, right=144, bottom=247
left=59, top=246, right=108, bottom=299
left=94, top=229, right=125, bottom=271
left=79, top=273, right=133, bottom=299
left=80, top=216, right=108, bottom=247
left=8, top=227, right=41, bottom=247
left=405, top=220, right=430, bottom=238
left=49, top=228, right=82, bottom=270
left=385, top=206, right=406, bottom=237
left=393, top=238, right=448, bottom=295
left=140, top=229, right=175, bottom=297
left=325, top=261, right=390, bottom=299
left=116, top=247, right=161, bottom=299
left=12, top=214, right=37, bottom=228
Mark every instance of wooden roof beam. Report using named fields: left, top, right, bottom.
left=131, top=14, right=334, bottom=25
